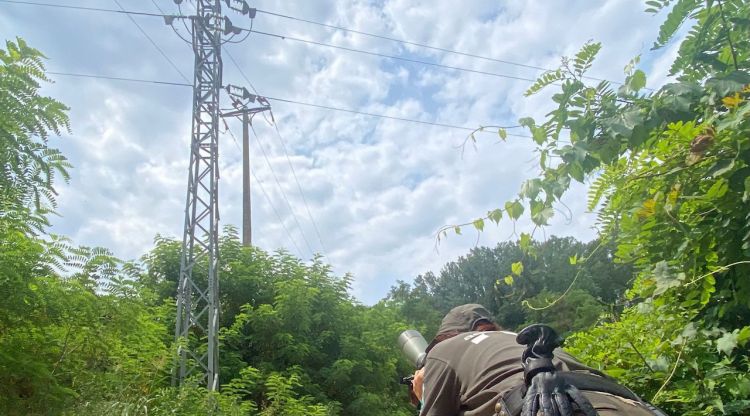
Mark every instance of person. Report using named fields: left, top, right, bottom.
left=412, top=304, right=663, bottom=416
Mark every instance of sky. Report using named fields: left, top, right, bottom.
left=0, top=0, right=681, bottom=304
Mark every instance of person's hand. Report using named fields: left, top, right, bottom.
left=413, top=368, right=425, bottom=402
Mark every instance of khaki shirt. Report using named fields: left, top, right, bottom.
left=420, top=331, right=654, bottom=416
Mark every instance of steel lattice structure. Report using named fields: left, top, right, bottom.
left=173, top=0, right=223, bottom=390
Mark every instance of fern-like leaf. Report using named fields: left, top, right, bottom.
left=653, top=0, right=701, bottom=49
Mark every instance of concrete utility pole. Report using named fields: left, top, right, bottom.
left=221, top=94, right=271, bottom=247
left=242, top=111, right=250, bottom=246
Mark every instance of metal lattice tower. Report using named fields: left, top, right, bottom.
left=173, top=0, right=223, bottom=390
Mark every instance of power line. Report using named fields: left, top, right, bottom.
left=268, top=122, right=328, bottom=256
left=113, top=0, right=190, bottom=83
left=0, top=0, right=186, bottom=18
left=4, top=0, right=635, bottom=88
left=254, top=8, right=622, bottom=86
left=255, top=9, right=549, bottom=73
left=45, top=70, right=528, bottom=137
left=249, top=124, right=317, bottom=257
left=262, top=95, right=530, bottom=138
left=243, top=28, right=538, bottom=84
left=47, top=71, right=191, bottom=87
left=225, top=126, right=305, bottom=258
left=223, top=46, right=261, bottom=95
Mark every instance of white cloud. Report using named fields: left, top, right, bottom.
left=1, top=0, right=675, bottom=304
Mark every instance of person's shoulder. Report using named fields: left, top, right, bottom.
left=432, top=330, right=518, bottom=354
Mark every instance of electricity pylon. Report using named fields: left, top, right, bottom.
left=173, top=0, right=223, bottom=390
left=172, top=0, right=258, bottom=390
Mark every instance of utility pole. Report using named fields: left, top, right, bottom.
left=242, top=111, right=250, bottom=246
left=222, top=86, right=271, bottom=247
left=171, top=0, right=263, bottom=390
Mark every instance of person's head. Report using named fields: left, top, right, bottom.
left=425, top=304, right=500, bottom=353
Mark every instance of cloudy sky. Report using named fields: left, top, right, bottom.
left=1, top=0, right=679, bottom=304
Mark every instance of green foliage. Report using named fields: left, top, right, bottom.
left=0, top=37, right=70, bottom=232
left=652, top=0, right=700, bottom=49
left=387, top=237, right=632, bottom=336
left=0, top=37, right=417, bottom=416
left=467, top=2, right=750, bottom=413
left=524, top=289, right=606, bottom=335
left=0, top=228, right=170, bottom=414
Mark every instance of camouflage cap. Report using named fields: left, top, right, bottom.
left=436, top=303, right=495, bottom=335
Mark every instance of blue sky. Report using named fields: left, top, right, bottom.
left=1, top=0, right=680, bottom=304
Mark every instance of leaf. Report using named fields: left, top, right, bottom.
left=706, top=178, right=729, bottom=199
left=653, top=0, right=700, bottom=49
left=532, top=127, right=547, bottom=145
left=568, top=162, right=585, bottom=183
left=717, top=330, right=739, bottom=356
left=722, top=93, right=743, bottom=108
left=525, top=70, right=564, bottom=96
left=473, top=218, right=485, bottom=232
left=620, top=69, right=647, bottom=95
left=682, top=322, right=697, bottom=339
left=530, top=201, right=554, bottom=225
left=505, top=200, right=524, bottom=220
left=454, top=226, right=462, bottom=235
left=638, top=199, right=656, bottom=218
left=738, top=326, right=750, bottom=345
left=706, top=71, right=750, bottom=97
left=569, top=255, right=578, bottom=265
left=498, top=128, right=507, bottom=140
left=520, top=179, right=542, bottom=199
left=519, top=233, right=532, bottom=252
left=504, top=275, right=514, bottom=285
left=518, top=117, right=535, bottom=128
left=653, top=260, right=682, bottom=295
left=511, top=261, right=524, bottom=276
left=708, top=159, right=734, bottom=178
left=603, top=108, right=644, bottom=137
left=572, top=42, right=602, bottom=76
left=488, top=209, right=503, bottom=224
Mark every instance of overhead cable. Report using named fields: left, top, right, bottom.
left=255, top=9, right=550, bottom=73
left=0, top=0, right=186, bottom=18
left=47, top=71, right=191, bottom=87
left=262, top=95, right=531, bottom=138
left=45, top=70, right=527, bottom=137
left=248, top=124, right=317, bottom=257
left=268, top=122, right=328, bottom=256
left=4, top=0, right=638, bottom=88
left=243, top=28, right=538, bottom=83
left=254, top=8, right=621, bottom=85
left=113, top=0, right=190, bottom=83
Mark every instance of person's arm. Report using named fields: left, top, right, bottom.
left=419, top=357, right=461, bottom=416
